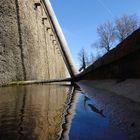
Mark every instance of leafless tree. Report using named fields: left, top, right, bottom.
left=91, top=42, right=107, bottom=59
left=89, top=53, right=95, bottom=64
left=78, top=48, right=90, bottom=71
left=97, top=21, right=116, bottom=52
left=115, top=14, right=139, bottom=42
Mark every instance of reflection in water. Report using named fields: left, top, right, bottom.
left=18, top=91, right=26, bottom=140
left=0, top=84, right=70, bottom=140
left=83, top=95, right=105, bottom=117
left=61, top=91, right=128, bottom=140
left=87, top=103, right=105, bottom=118
left=0, top=84, right=130, bottom=140
left=58, top=87, right=77, bottom=140
left=83, top=96, right=90, bottom=110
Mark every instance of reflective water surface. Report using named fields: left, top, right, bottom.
left=68, top=92, right=128, bottom=140
left=0, top=83, right=138, bottom=140
left=60, top=89, right=129, bottom=140
left=0, top=84, right=70, bottom=140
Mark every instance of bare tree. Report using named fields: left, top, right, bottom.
left=89, top=53, right=95, bottom=64
left=97, top=21, right=116, bottom=52
left=115, top=14, right=139, bottom=42
left=88, top=51, right=101, bottom=64
left=78, top=48, right=89, bottom=71
left=91, top=42, right=107, bottom=59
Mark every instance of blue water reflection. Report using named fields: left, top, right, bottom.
left=69, top=92, right=128, bottom=140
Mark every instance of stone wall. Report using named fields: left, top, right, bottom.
left=0, top=0, right=24, bottom=85
left=0, top=0, right=68, bottom=85
left=77, top=28, right=140, bottom=80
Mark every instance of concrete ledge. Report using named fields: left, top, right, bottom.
left=1, top=78, right=72, bottom=87
left=79, top=79, right=140, bottom=103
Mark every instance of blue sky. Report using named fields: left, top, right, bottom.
left=50, top=0, right=140, bottom=66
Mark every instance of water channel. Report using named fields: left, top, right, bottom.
left=0, top=82, right=140, bottom=140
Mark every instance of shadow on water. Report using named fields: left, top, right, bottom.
left=83, top=95, right=105, bottom=117
left=87, top=103, right=105, bottom=118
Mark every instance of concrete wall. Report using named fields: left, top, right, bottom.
left=0, top=0, right=68, bottom=85
left=78, top=28, right=140, bottom=80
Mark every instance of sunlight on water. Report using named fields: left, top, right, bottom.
left=0, top=83, right=131, bottom=140
left=0, top=84, right=70, bottom=140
